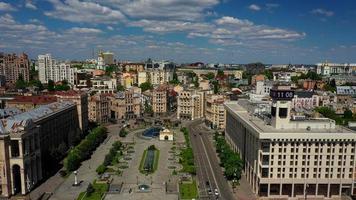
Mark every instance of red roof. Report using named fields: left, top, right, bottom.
left=9, top=95, right=57, bottom=104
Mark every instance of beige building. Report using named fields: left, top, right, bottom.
left=152, top=85, right=168, bottom=115
left=0, top=102, right=79, bottom=198
left=88, top=94, right=109, bottom=124
left=177, top=89, right=204, bottom=120
left=55, top=91, right=88, bottom=134
left=6, top=95, right=57, bottom=112
left=108, top=87, right=141, bottom=120
left=225, top=85, right=356, bottom=199
left=205, top=94, right=227, bottom=130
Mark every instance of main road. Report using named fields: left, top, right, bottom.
left=187, top=120, right=235, bottom=200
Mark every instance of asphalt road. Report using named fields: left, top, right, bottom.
left=187, top=120, right=235, bottom=200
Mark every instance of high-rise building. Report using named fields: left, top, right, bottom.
left=0, top=53, right=30, bottom=85
left=224, top=84, right=356, bottom=199
left=177, top=89, right=204, bottom=120
left=38, top=54, right=76, bottom=84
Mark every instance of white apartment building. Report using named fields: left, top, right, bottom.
left=316, top=62, right=356, bottom=76
left=225, top=85, right=356, bottom=199
left=91, top=77, right=117, bottom=94
left=177, top=90, right=204, bottom=120
left=256, top=81, right=275, bottom=96
left=38, top=54, right=76, bottom=84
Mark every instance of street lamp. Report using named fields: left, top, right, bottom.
left=73, top=170, right=79, bottom=186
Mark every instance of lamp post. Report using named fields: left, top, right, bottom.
left=73, top=170, right=78, bottom=186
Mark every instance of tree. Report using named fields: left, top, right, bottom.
left=139, top=82, right=153, bottom=92
left=96, top=164, right=107, bottom=175
left=205, top=72, right=215, bottom=80
left=15, top=74, right=27, bottom=89
left=86, top=183, right=95, bottom=196
left=212, top=80, right=219, bottom=94
left=119, top=128, right=128, bottom=137
left=217, top=69, right=224, bottom=77
left=29, top=80, right=44, bottom=90
left=263, top=70, right=273, bottom=80
left=48, top=80, right=55, bottom=91
left=117, top=84, right=125, bottom=91
left=344, top=109, right=353, bottom=119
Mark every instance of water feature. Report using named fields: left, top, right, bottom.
left=142, top=127, right=161, bottom=138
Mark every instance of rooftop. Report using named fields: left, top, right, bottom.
left=225, top=100, right=356, bottom=139
left=9, top=95, right=57, bottom=104
left=0, top=101, right=75, bottom=135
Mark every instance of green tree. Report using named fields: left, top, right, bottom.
left=205, top=72, right=215, bottom=80
left=263, top=70, right=273, bottom=80
left=48, top=80, right=55, bottom=91
left=117, top=84, right=125, bottom=91
left=86, top=183, right=95, bottom=196
left=344, top=109, right=353, bottom=119
left=96, top=164, right=107, bottom=175
left=139, top=82, right=153, bottom=92
left=119, top=128, right=128, bottom=137
left=217, top=69, right=224, bottom=77
left=212, top=80, right=219, bottom=94
left=15, top=74, right=27, bottom=89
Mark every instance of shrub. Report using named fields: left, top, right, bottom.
left=86, top=183, right=95, bottom=196
left=96, top=164, right=107, bottom=175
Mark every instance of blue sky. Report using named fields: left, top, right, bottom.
left=0, top=0, right=356, bottom=64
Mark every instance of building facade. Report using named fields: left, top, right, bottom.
left=0, top=53, right=30, bottom=85
left=205, top=94, right=227, bottom=130
left=38, top=54, right=76, bottom=84
left=108, top=87, right=141, bottom=120
left=177, top=90, right=204, bottom=120
left=0, top=102, right=79, bottom=198
left=316, top=62, right=356, bottom=76
left=88, top=94, right=109, bottom=124
left=225, top=85, right=356, bottom=199
left=6, top=96, right=57, bottom=112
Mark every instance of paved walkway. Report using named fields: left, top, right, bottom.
left=50, top=126, right=120, bottom=200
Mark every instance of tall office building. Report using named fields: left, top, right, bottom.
left=225, top=84, right=356, bottom=199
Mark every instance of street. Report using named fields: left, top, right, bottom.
left=187, top=120, right=235, bottom=200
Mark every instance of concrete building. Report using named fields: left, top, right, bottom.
left=316, top=62, right=356, bottom=76
left=273, top=71, right=297, bottom=82
left=256, top=81, right=275, bottom=96
left=177, top=89, right=204, bottom=120
left=225, top=85, right=356, bottom=199
left=91, top=77, right=117, bottom=94
left=0, top=53, right=30, bottom=85
left=0, top=102, right=79, bottom=198
left=151, top=85, right=168, bottom=115
left=55, top=91, right=88, bottom=134
left=88, top=94, right=109, bottom=124
left=38, top=54, right=76, bottom=84
left=97, top=51, right=114, bottom=70
left=122, top=63, right=144, bottom=72
left=145, top=61, right=175, bottom=85
left=108, top=87, right=141, bottom=120
left=205, top=94, right=227, bottom=130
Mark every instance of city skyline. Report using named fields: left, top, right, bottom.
left=1, top=0, right=356, bottom=63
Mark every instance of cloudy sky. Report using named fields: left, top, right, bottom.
left=0, top=0, right=355, bottom=64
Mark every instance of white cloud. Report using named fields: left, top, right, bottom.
left=25, top=0, right=37, bottom=10
left=248, top=4, right=261, bottom=11
left=0, top=2, right=17, bottom=11
left=311, top=8, right=334, bottom=17
left=107, top=26, right=114, bottom=31
left=129, top=20, right=213, bottom=34
left=44, top=0, right=126, bottom=24
left=66, top=27, right=103, bottom=34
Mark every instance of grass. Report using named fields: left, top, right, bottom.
left=139, top=148, right=160, bottom=174
left=77, top=182, right=108, bottom=200
left=179, top=180, right=198, bottom=200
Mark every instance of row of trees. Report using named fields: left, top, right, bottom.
left=179, top=127, right=196, bottom=174
left=315, top=107, right=354, bottom=125
left=96, top=141, right=123, bottom=175
left=64, top=126, right=108, bottom=172
left=214, top=133, right=243, bottom=183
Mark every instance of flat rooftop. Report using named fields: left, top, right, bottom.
left=225, top=100, right=356, bottom=140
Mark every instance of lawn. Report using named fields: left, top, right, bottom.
left=179, top=180, right=198, bottom=200
left=77, top=182, right=108, bottom=200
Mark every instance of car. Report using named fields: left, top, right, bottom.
left=207, top=188, right=212, bottom=195
left=206, top=181, right=210, bottom=186
left=214, top=189, right=219, bottom=196
left=199, top=132, right=202, bottom=135
left=194, top=133, right=197, bottom=136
